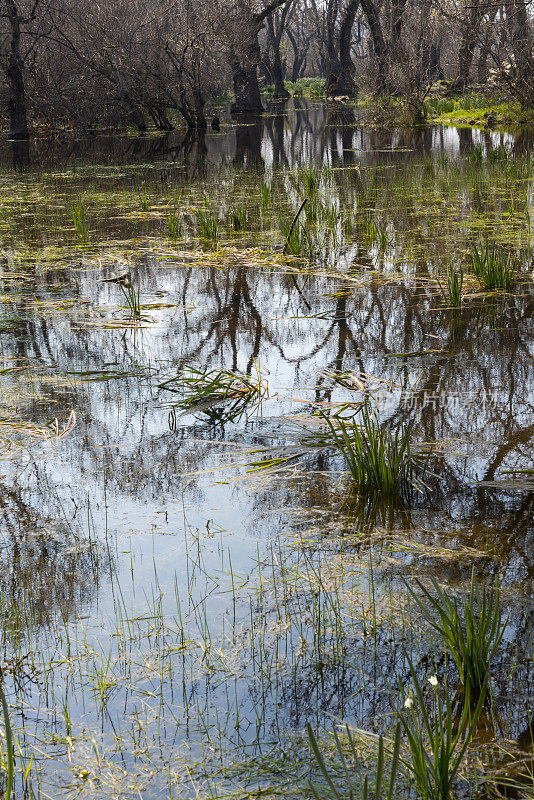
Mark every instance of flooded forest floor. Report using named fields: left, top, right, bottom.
left=0, top=102, right=533, bottom=799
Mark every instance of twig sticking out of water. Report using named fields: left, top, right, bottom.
left=283, top=198, right=308, bottom=255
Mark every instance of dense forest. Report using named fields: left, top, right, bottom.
left=1, top=0, right=533, bottom=136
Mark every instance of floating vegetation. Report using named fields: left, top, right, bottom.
left=470, top=242, right=514, bottom=290
left=160, top=363, right=267, bottom=420
left=317, top=403, right=425, bottom=496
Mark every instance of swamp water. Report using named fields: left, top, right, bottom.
left=0, top=102, right=532, bottom=798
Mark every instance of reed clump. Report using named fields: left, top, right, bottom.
left=438, top=265, right=464, bottom=307
left=307, top=722, right=401, bottom=800
left=228, top=204, right=249, bottom=232
left=70, top=199, right=88, bottom=242
left=196, top=207, right=219, bottom=243
left=408, top=571, right=505, bottom=701
left=399, top=653, right=486, bottom=800
left=167, top=208, right=182, bottom=239
left=470, top=242, right=514, bottom=290
left=320, top=403, right=424, bottom=496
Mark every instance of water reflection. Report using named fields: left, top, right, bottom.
left=1, top=99, right=531, bottom=173
left=0, top=102, right=531, bottom=797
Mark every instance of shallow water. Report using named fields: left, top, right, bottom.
left=0, top=101, right=533, bottom=798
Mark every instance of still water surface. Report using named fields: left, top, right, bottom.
left=0, top=101, right=532, bottom=797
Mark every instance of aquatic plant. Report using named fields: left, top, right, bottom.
left=470, top=242, right=514, bottom=290
left=488, top=144, right=509, bottom=163
left=408, top=571, right=505, bottom=700
left=299, top=166, right=321, bottom=197
left=319, top=403, right=423, bottom=496
left=139, top=185, right=149, bottom=212
left=167, top=208, right=182, bottom=239
left=400, top=654, right=486, bottom=800
left=307, top=722, right=401, bottom=800
left=70, top=199, right=88, bottom=242
left=196, top=207, right=219, bottom=243
left=118, top=272, right=141, bottom=317
left=467, top=144, right=484, bottom=166
left=259, top=181, right=272, bottom=210
left=366, top=218, right=390, bottom=254
left=160, top=363, right=267, bottom=419
left=438, top=265, right=464, bottom=308
left=0, top=678, right=13, bottom=800
left=282, top=198, right=310, bottom=256
left=228, top=203, right=248, bottom=232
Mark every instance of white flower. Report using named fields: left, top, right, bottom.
left=404, top=697, right=414, bottom=709
left=429, top=675, right=438, bottom=687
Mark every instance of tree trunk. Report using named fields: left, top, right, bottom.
left=266, top=13, right=291, bottom=99
left=231, top=60, right=265, bottom=114
left=476, top=10, right=497, bottom=85
left=326, top=0, right=341, bottom=78
left=5, top=0, right=29, bottom=139
left=359, top=0, right=389, bottom=93
left=334, top=0, right=360, bottom=97
left=505, top=0, right=534, bottom=106
left=390, top=0, right=407, bottom=64
left=230, top=0, right=289, bottom=115
left=454, top=0, right=483, bottom=91
left=287, top=26, right=309, bottom=82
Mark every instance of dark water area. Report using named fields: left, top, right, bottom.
left=0, top=100, right=532, bottom=798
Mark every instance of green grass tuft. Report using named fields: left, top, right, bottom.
left=470, top=242, right=514, bottom=290
left=321, top=403, right=424, bottom=496
left=408, top=571, right=505, bottom=701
